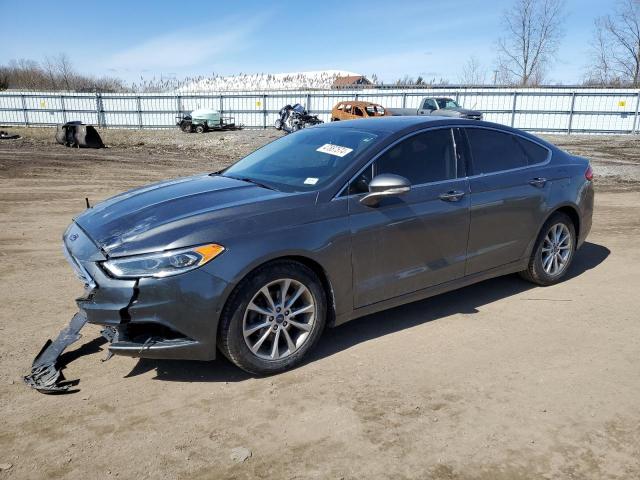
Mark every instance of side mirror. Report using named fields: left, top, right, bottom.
left=360, top=174, right=411, bottom=207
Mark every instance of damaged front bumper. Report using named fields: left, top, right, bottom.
left=25, top=223, right=229, bottom=392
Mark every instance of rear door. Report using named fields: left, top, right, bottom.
left=462, top=127, right=551, bottom=275
left=347, top=127, right=470, bottom=307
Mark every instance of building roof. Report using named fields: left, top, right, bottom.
left=332, top=75, right=372, bottom=87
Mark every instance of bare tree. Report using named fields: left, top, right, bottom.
left=43, top=57, right=59, bottom=90
left=497, top=0, right=566, bottom=86
left=588, top=0, right=640, bottom=86
left=459, top=56, right=487, bottom=85
left=55, top=53, right=75, bottom=91
left=0, top=55, right=126, bottom=92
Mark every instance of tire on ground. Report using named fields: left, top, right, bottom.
left=519, top=211, right=576, bottom=286
left=217, top=260, right=327, bottom=375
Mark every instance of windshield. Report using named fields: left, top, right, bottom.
left=223, top=128, right=379, bottom=192
left=436, top=98, right=459, bottom=109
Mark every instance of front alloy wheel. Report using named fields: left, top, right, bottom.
left=242, top=279, right=316, bottom=360
left=218, top=260, right=326, bottom=375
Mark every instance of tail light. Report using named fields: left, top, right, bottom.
left=585, top=165, right=593, bottom=181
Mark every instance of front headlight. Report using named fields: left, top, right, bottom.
left=102, top=243, right=224, bottom=279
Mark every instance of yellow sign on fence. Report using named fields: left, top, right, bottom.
left=618, top=100, right=626, bottom=107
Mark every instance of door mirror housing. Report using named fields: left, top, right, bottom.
left=360, top=174, right=411, bottom=207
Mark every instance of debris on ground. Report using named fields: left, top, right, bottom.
left=55, top=122, right=104, bottom=148
left=0, top=130, right=20, bottom=140
left=0, top=463, right=13, bottom=471
left=23, top=312, right=88, bottom=393
left=230, top=447, right=252, bottom=463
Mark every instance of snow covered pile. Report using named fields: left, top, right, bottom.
left=177, top=70, right=361, bottom=92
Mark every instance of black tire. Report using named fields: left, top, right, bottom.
left=274, top=119, right=283, bottom=130
left=195, top=124, right=205, bottom=134
left=180, top=121, right=192, bottom=133
left=218, top=260, right=327, bottom=375
left=519, top=212, right=576, bottom=286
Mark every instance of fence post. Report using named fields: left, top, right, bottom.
left=510, top=91, right=518, bottom=127
left=21, top=94, right=28, bottom=126
left=95, top=93, right=102, bottom=127
left=262, top=94, right=267, bottom=129
left=219, top=95, right=224, bottom=115
left=176, top=95, right=182, bottom=118
left=136, top=95, right=143, bottom=129
left=306, top=93, right=311, bottom=113
left=633, top=91, right=640, bottom=134
left=402, top=92, right=407, bottom=108
left=60, top=94, right=67, bottom=124
left=567, top=91, right=576, bottom=134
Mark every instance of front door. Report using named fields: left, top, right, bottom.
left=348, top=128, right=470, bottom=308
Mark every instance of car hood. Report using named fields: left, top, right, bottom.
left=75, top=174, right=313, bottom=257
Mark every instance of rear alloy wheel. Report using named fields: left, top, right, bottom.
left=195, top=124, right=205, bottom=134
left=218, top=261, right=326, bottom=375
left=520, top=212, right=576, bottom=286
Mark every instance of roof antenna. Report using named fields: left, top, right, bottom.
left=85, top=197, right=91, bottom=209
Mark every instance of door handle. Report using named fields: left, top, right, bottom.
left=529, top=177, right=547, bottom=188
left=439, top=190, right=465, bottom=202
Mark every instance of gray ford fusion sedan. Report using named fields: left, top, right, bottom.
left=63, top=117, right=594, bottom=375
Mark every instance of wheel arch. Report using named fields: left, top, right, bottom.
left=525, top=203, right=582, bottom=260
left=219, top=255, right=337, bottom=331
left=541, top=203, right=581, bottom=242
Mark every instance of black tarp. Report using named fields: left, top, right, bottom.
left=55, top=122, right=104, bottom=148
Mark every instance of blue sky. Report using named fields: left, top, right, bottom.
left=0, top=0, right=614, bottom=84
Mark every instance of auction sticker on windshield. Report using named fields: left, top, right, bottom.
left=316, top=144, right=353, bottom=157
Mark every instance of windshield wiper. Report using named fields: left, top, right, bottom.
left=225, top=175, right=277, bottom=191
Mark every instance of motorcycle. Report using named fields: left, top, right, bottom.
left=274, top=104, right=323, bottom=133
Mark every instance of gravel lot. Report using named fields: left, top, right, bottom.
left=0, top=127, right=639, bottom=479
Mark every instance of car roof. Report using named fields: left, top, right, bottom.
left=334, top=100, right=382, bottom=108
left=316, top=116, right=474, bottom=133
left=314, top=116, right=554, bottom=147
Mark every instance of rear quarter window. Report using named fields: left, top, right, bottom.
left=516, top=136, right=549, bottom=165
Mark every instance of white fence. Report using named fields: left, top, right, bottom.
left=1, top=87, right=639, bottom=134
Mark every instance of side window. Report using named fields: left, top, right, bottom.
left=375, top=129, right=457, bottom=185
left=465, top=128, right=528, bottom=174
left=353, top=106, right=364, bottom=117
left=516, top=136, right=549, bottom=165
left=424, top=99, right=437, bottom=110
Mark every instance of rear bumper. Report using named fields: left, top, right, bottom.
left=64, top=223, right=228, bottom=361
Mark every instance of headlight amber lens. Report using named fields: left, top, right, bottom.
left=102, top=243, right=224, bottom=278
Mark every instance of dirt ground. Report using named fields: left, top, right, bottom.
left=0, top=127, right=639, bottom=479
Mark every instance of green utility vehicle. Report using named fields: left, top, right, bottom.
left=176, top=108, right=240, bottom=133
